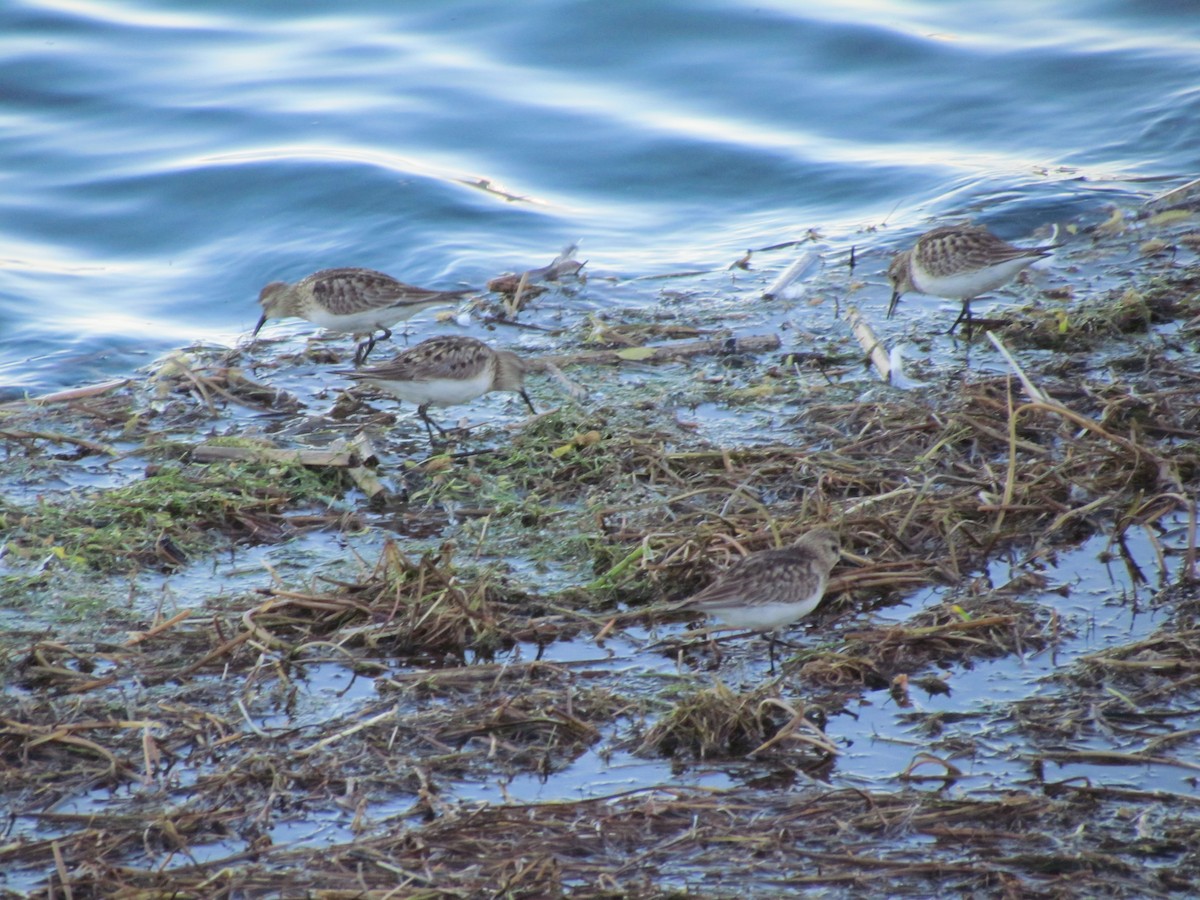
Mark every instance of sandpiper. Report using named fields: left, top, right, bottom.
left=253, top=267, right=468, bottom=364
left=338, top=334, right=535, bottom=444
left=674, top=527, right=841, bottom=670
left=886, top=224, right=1053, bottom=336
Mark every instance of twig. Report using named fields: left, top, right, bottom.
left=0, top=378, right=129, bottom=409
left=51, top=840, right=74, bottom=900
left=173, top=631, right=253, bottom=679
left=748, top=699, right=839, bottom=757
left=294, top=704, right=400, bottom=757
left=191, top=444, right=357, bottom=467
left=505, top=270, right=531, bottom=319
left=1039, top=748, right=1200, bottom=773
left=541, top=361, right=588, bottom=400
left=0, top=428, right=116, bottom=455
left=534, top=334, right=781, bottom=370
left=986, top=332, right=1047, bottom=403
left=236, top=698, right=271, bottom=739
left=345, top=432, right=389, bottom=501
left=123, top=609, right=194, bottom=647
left=763, top=251, right=820, bottom=299
left=988, top=332, right=1176, bottom=489
left=844, top=305, right=890, bottom=383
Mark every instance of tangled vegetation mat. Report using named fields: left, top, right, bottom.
left=4, top=218, right=1200, bottom=897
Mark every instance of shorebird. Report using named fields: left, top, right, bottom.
left=674, top=527, right=841, bottom=671
left=887, top=224, right=1053, bottom=336
left=254, top=267, right=468, bottom=364
left=338, top=334, right=535, bottom=445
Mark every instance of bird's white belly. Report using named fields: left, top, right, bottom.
left=912, top=257, right=1033, bottom=299
left=709, top=597, right=820, bottom=630
left=308, top=308, right=399, bottom=333
left=373, top=369, right=493, bottom=407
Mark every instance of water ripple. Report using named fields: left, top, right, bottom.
left=2, top=0, right=1198, bottom=390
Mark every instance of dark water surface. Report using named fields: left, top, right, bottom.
left=3, top=0, right=1199, bottom=395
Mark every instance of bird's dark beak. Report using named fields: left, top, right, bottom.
left=886, top=289, right=902, bottom=319
left=252, top=312, right=268, bottom=337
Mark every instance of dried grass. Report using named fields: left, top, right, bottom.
left=6, top=270, right=1200, bottom=895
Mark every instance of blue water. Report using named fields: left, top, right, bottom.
left=3, top=0, right=1199, bottom=397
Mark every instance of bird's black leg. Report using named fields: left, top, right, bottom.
left=707, top=633, right=723, bottom=670
left=375, top=326, right=393, bottom=354
left=355, top=327, right=393, bottom=365
left=946, top=303, right=968, bottom=336
left=417, top=404, right=447, bottom=448
left=518, top=389, right=536, bottom=415
left=355, top=335, right=377, bottom=366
